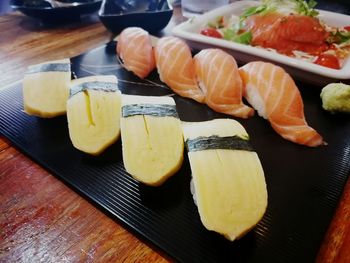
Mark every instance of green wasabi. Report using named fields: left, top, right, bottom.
left=320, top=83, right=350, bottom=114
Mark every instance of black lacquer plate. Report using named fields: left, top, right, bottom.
left=0, top=42, right=349, bottom=263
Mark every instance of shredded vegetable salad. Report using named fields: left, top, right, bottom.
left=199, top=0, right=350, bottom=69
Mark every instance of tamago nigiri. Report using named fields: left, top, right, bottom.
left=194, top=49, right=254, bottom=119
left=239, top=61, right=324, bottom=147
left=154, top=36, right=205, bottom=103
left=117, top=27, right=155, bottom=79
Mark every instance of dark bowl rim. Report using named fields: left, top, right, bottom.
left=10, top=0, right=102, bottom=10
left=98, top=0, right=173, bottom=17
left=98, top=9, right=173, bottom=18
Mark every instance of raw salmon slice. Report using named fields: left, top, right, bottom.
left=154, top=36, right=205, bottom=103
left=117, top=27, right=155, bottom=79
left=239, top=61, right=324, bottom=147
left=194, top=49, right=254, bottom=119
left=245, top=13, right=329, bottom=55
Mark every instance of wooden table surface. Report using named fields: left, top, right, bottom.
left=0, top=6, right=349, bottom=263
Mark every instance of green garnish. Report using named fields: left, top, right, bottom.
left=207, top=16, right=225, bottom=29
left=327, top=30, right=350, bottom=45
left=240, top=4, right=276, bottom=20
left=295, top=0, right=319, bottom=16
left=260, top=0, right=319, bottom=17
left=223, top=29, right=252, bottom=45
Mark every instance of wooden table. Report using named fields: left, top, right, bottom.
left=0, top=7, right=349, bottom=263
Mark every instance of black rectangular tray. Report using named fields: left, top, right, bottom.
left=0, top=42, right=349, bottom=263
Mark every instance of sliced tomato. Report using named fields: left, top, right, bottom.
left=200, top=28, right=222, bottom=39
left=314, top=54, right=340, bottom=69
left=344, top=26, right=350, bottom=31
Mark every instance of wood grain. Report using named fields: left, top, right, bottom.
left=317, top=178, right=350, bottom=263
left=0, top=12, right=112, bottom=87
left=0, top=7, right=349, bottom=263
left=0, top=11, right=169, bottom=263
left=0, top=138, right=169, bottom=262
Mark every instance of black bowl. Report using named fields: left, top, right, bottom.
left=10, top=0, right=102, bottom=23
left=98, top=0, right=173, bottom=34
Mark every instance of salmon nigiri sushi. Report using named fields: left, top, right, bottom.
left=194, top=49, right=254, bottom=119
left=239, top=61, right=324, bottom=147
left=117, top=27, right=155, bottom=79
left=154, top=36, right=205, bottom=103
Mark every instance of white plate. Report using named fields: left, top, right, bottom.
left=172, top=1, right=350, bottom=85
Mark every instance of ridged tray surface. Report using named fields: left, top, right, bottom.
left=0, top=42, right=349, bottom=262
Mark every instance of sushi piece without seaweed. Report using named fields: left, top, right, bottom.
left=194, top=49, right=254, bottom=118
left=117, top=27, right=155, bottom=79
left=239, top=61, right=324, bottom=147
left=23, top=58, right=71, bottom=117
left=244, top=13, right=329, bottom=55
left=67, top=75, right=121, bottom=155
left=182, top=119, right=267, bottom=241
left=154, top=36, right=205, bottom=103
left=121, top=94, right=184, bottom=186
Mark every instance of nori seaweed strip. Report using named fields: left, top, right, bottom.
left=26, top=63, right=71, bottom=74
left=122, top=104, right=179, bottom=118
left=70, top=82, right=119, bottom=98
left=186, top=135, right=253, bottom=152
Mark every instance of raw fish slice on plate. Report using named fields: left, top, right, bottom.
left=239, top=61, right=324, bottom=147
left=194, top=49, right=254, bottom=119
left=117, top=27, right=156, bottom=79
left=154, top=36, right=205, bottom=103
left=244, top=13, right=329, bottom=55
